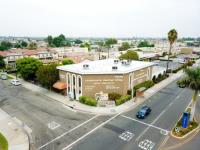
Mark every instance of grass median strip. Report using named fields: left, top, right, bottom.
left=0, top=132, right=8, bottom=150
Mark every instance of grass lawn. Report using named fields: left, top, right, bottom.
left=0, top=132, right=8, bottom=150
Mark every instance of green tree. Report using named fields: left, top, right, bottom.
left=181, top=68, right=200, bottom=122
left=119, top=42, right=130, bottom=51
left=119, top=50, right=139, bottom=60
left=137, top=40, right=154, bottom=48
left=52, top=34, right=67, bottom=47
left=0, top=41, right=12, bottom=51
left=74, top=39, right=83, bottom=44
left=21, top=41, right=28, bottom=48
left=62, top=58, right=74, bottom=65
left=105, top=38, right=117, bottom=46
left=46, top=35, right=53, bottom=46
left=16, top=57, right=43, bottom=80
left=166, top=29, right=178, bottom=72
left=27, top=42, right=37, bottom=50
left=36, top=64, right=59, bottom=89
left=0, top=56, right=5, bottom=69
left=80, top=42, right=91, bottom=50
left=96, top=41, right=104, bottom=60
left=105, top=38, right=117, bottom=58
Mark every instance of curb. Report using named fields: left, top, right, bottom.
left=9, top=71, right=183, bottom=115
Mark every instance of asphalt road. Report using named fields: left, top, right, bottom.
left=0, top=80, right=112, bottom=150
left=161, top=96, right=200, bottom=150
left=69, top=80, right=192, bottom=150
left=0, top=78, right=193, bottom=150
left=157, top=61, right=182, bottom=70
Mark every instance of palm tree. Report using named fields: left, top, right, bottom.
left=184, top=67, right=200, bottom=122
left=166, top=29, right=178, bottom=72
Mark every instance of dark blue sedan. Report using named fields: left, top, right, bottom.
left=136, top=106, right=151, bottom=119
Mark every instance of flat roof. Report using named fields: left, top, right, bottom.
left=57, top=59, right=154, bottom=75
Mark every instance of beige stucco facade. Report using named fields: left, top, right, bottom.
left=59, top=66, right=152, bottom=100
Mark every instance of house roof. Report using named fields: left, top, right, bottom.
left=57, top=58, right=154, bottom=75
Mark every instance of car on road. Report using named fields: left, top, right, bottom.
left=136, top=106, right=151, bottom=119
left=10, top=79, right=21, bottom=86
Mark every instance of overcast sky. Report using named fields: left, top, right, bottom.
left=0, top=0, right=199, bottom=38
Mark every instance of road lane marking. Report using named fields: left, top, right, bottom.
left=48, top=121, right=61, bottom=130
left=37, top=115, right=99, bottom=150
left=119, top=131, right=135, bottom=141
left=139, top=139, right=155, bottom=150
left=120, top=115, right=169, bottom=133
left=134, top=88, right=187, bottom=141
left=62, top=114, right=120, bottom=150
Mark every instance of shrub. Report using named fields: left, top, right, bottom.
left=152, top=75, right=156, bottom=83
left=79, top=96, right=97, bottom=106
left=116, top=95, right=131, bottom=106
left=127, top=90, right=132, bottom=95
left=0, top=132, right=8, bottom=150
left=134, top=80, right=155, bottom=91
left=176, top=77, right=190, bottom=88
left=187, top=61, right=195, bottom=66
left=108, top=93, right=121, bottom=101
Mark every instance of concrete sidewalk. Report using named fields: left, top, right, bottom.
left=15, top=71, right=183, bottom=115
left=0, top=109, right=29, bottom=150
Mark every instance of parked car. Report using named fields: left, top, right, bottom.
left=10, top=79, right=21, bottom=86
left=136, top=106, right=151, bottom=119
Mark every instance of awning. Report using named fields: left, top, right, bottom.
left=53, top=81, right=67, bottom=90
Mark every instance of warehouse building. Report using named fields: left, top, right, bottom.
left=57, top=59, right=154, bottom=100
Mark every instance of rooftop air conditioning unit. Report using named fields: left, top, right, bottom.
left=114, top=59, right=119, bottom=64
left=121, top=60, right=131, bottom=66
left=83, top=64, right=89, bottom=69
left=112, top=66, right=118, bottom=71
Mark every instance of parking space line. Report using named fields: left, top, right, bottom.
left=120, top=115, right=169, bottom=133
left=37, top=115, right=99, bottom=150
left=62, top=114, right=120, bottom=150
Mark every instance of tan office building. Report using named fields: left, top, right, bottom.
left=57, top=59, right=154, bottom=100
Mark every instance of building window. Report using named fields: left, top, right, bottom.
left=67, top=73, right=71, bottom=94
left=77, top=75, right=82, bottom=95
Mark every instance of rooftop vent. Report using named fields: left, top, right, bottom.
left=83, top=64, right=89, bottom=69
left=121, top=60, right=131, bottom=66
left=114, top=59, right=119, bottom=64
left=112, top=66, right=118, bottom=71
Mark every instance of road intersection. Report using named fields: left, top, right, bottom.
left=0, top=77, right=195, bottom=150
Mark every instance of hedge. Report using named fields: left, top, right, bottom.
left=108, top=93, right=122, bottom=101
left=152, top=74, right=169, bottom=83
left=0, top=132, right=8, bottom=150
left=133, top=80, right=155, bottom=91
left=116, top=95, right=131, bottom=106
left=79, top=96, right=97, bottom=106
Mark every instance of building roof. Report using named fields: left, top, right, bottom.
left=57, top=58, right=154, bottom=75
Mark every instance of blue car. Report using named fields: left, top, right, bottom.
left=136, top=106, right=151, bottom=119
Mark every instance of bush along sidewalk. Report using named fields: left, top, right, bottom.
left=172, top=107, right=199, bottom=138
left=0, top=132, right=8, bottom=150
left=152, top=73, right=169, bottom=84
left=79, top=96, right=97, bottom=106
left=131, top=80, right=155, bottom=96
